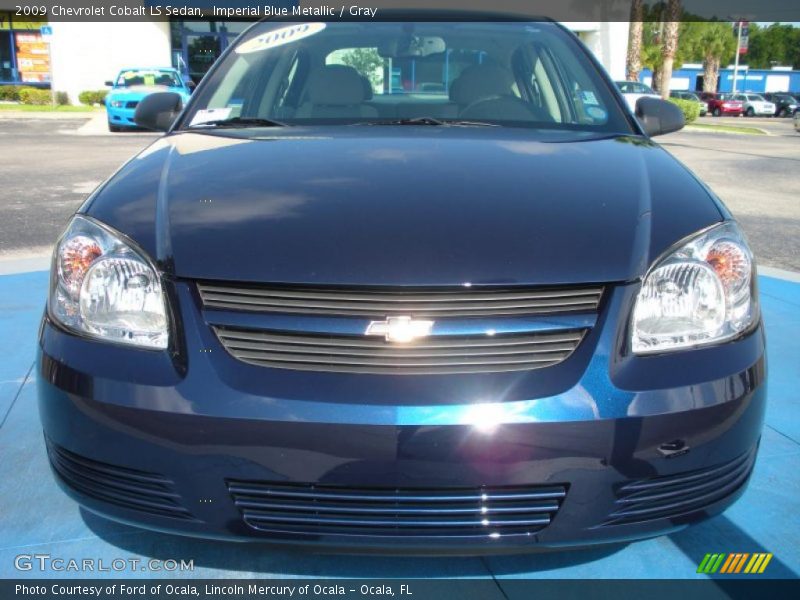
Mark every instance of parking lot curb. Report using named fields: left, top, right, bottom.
left=0, top=253, right=51, bottom=275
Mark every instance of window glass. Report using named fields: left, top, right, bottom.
left=183, top=21, right=633, bottom=133
left=115, top=69, right=181, bottom=88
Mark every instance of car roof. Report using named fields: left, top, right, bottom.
left=256, top=10, right=555, bottom=26
left=117, top=67, right=179, bottom=73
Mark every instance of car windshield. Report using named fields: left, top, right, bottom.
left=115, top=69, right=181, bottom=88
left=616, top=81, right=654, bottom=94
left=719, top=94, right=738, bottom=101
left=181, top=21, right=632, bottom=133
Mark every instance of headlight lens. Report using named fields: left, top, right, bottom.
left=631, top=221, right=756, bottom=354
left=50, top=215, right=168, bottom=349
left=109, top=100, right=123, bottom=108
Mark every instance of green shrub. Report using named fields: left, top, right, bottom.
left=78, top=90, right=108, bottom=106
left=0, top=85, right=19, bottom=101
left=18, top=88, right=52, bottom=105
left=669, top=98, right=700, bottom=125
left=0, top=85, right=38, bottom=102
left=55, top=91, right=69, bottom=106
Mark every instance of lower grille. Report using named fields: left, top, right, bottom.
left=227, top=480, right=567, bottom=538
left=213, top=327, right=585, bottom=375
left=46, top=440, right=194, bottom=521
left=603, top=448, right=757, bottom=526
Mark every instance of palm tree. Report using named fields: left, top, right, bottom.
left=626, top=0, right=644, bottom=81
left=657, top=0, right=682, bottom=98
left=679, top=22, right=736, bottom=92
left=699, top=23, right=737, bottom=92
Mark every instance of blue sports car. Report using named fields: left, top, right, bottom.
left=38, top=17, right=766, bottom=554
left=104, top=67, right=192, bottom=132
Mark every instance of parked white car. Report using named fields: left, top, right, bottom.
left=615, top=81, right=661, bottom=112
left=735, top=93, right=776, bottom=117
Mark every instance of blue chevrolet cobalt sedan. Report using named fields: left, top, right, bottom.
left=38, top=19, right=766, bottom=553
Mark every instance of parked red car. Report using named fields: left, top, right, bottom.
left=700, top=92, right=743, bottom=116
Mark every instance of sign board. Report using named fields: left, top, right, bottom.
left=737, top=21, right=749, bottom=55
left=15, top=32, right=50, bottom=82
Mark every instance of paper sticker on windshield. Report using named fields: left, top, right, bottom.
left=190, top=108, right=231, bottom=126
left=586, top=106, right=607, bottom=121
left=236, top=23, right=326, bottom=54
left=580, top=91, right=599, bottom=105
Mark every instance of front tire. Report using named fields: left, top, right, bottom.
left=745, top=107, right=755, bottom=117
left=108, top=122, right=122, bottom=133
left=713, top=107, right=721, bottom=117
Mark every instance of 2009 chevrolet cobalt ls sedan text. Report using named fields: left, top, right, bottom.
left=38, top=18, right=766, bottom=553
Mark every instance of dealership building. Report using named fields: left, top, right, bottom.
left=1, top=3, right=629, bottom=105
left=640, top=65, right=800, bottom=94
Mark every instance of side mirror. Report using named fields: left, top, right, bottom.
left=104, top=80, right=113, bottom=87
left=134, top=92, right=183, bottom=132
left=635, top=96, right=685, bottom=137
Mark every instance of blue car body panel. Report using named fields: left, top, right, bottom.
left=82, top=128, right=724, bottom=285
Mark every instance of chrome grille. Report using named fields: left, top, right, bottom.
left=197, top=282, right=603, bottom=317
left=603, top=447, right=757, bottom=526
left=227, top=480, right=567, bottom=538
left=213, top=327, right=585, bottom=374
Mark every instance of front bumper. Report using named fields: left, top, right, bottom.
left=106, top=106, right=138, bottom=128
left=37, top=281, right=767, bottom=553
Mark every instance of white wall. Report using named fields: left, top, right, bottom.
left=567, top=22, right=630, bottom=81
left=50, top=21, right=171, bottom=105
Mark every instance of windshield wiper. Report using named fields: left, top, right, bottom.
left=188, top=117, right=288, bottom=129
left=356, top=117, right=499, bottom=128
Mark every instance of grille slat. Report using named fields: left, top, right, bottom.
left=46, top=440, right=195, bottom=521
left=220, top=338, right=578, bottom=358
left=603, top=448, right=757, bottom=526
left=228, top=481, right=567, bottom=538
left=233, top=500, right=560, bottom=515
left=213, top=327, right=585, bottom=375
left=227, top=482, right=567, bottom=502
left=217, top=329, right=584, bottom=349
left=198, top=283, right=603, bottom=318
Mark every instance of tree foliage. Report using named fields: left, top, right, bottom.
left=745, top=23, right=800, bottom=69
left=338, top=48, right=384, bottom=88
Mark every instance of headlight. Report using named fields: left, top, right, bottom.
left=109, top=100, right=123, bottom=108
left=49, top=215, right=168, bottom=349
left=631, top=221, right=757, bottom=354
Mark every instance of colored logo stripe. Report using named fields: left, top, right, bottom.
left=698, top=553, right=773, bottom=574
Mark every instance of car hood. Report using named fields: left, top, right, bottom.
left=84, top=127, right=723, bottom=286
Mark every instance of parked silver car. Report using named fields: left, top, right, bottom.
left=735, top=93, right=776, bottom=117
left=615, top=81, right=660, bottom=112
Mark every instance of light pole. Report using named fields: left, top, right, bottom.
left=732, top=21, right=742, bottom=94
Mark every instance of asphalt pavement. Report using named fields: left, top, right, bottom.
left=0, top=116, right=157, bottom=257
left=0, top=114, right=797, bottom=271
left=661, top=116, right=800, bottom=272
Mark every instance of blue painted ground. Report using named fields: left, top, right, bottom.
left=0, top=271, right=798, bottom=586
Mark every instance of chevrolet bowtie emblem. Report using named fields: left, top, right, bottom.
left=365, top=316, right=435, bottom=343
